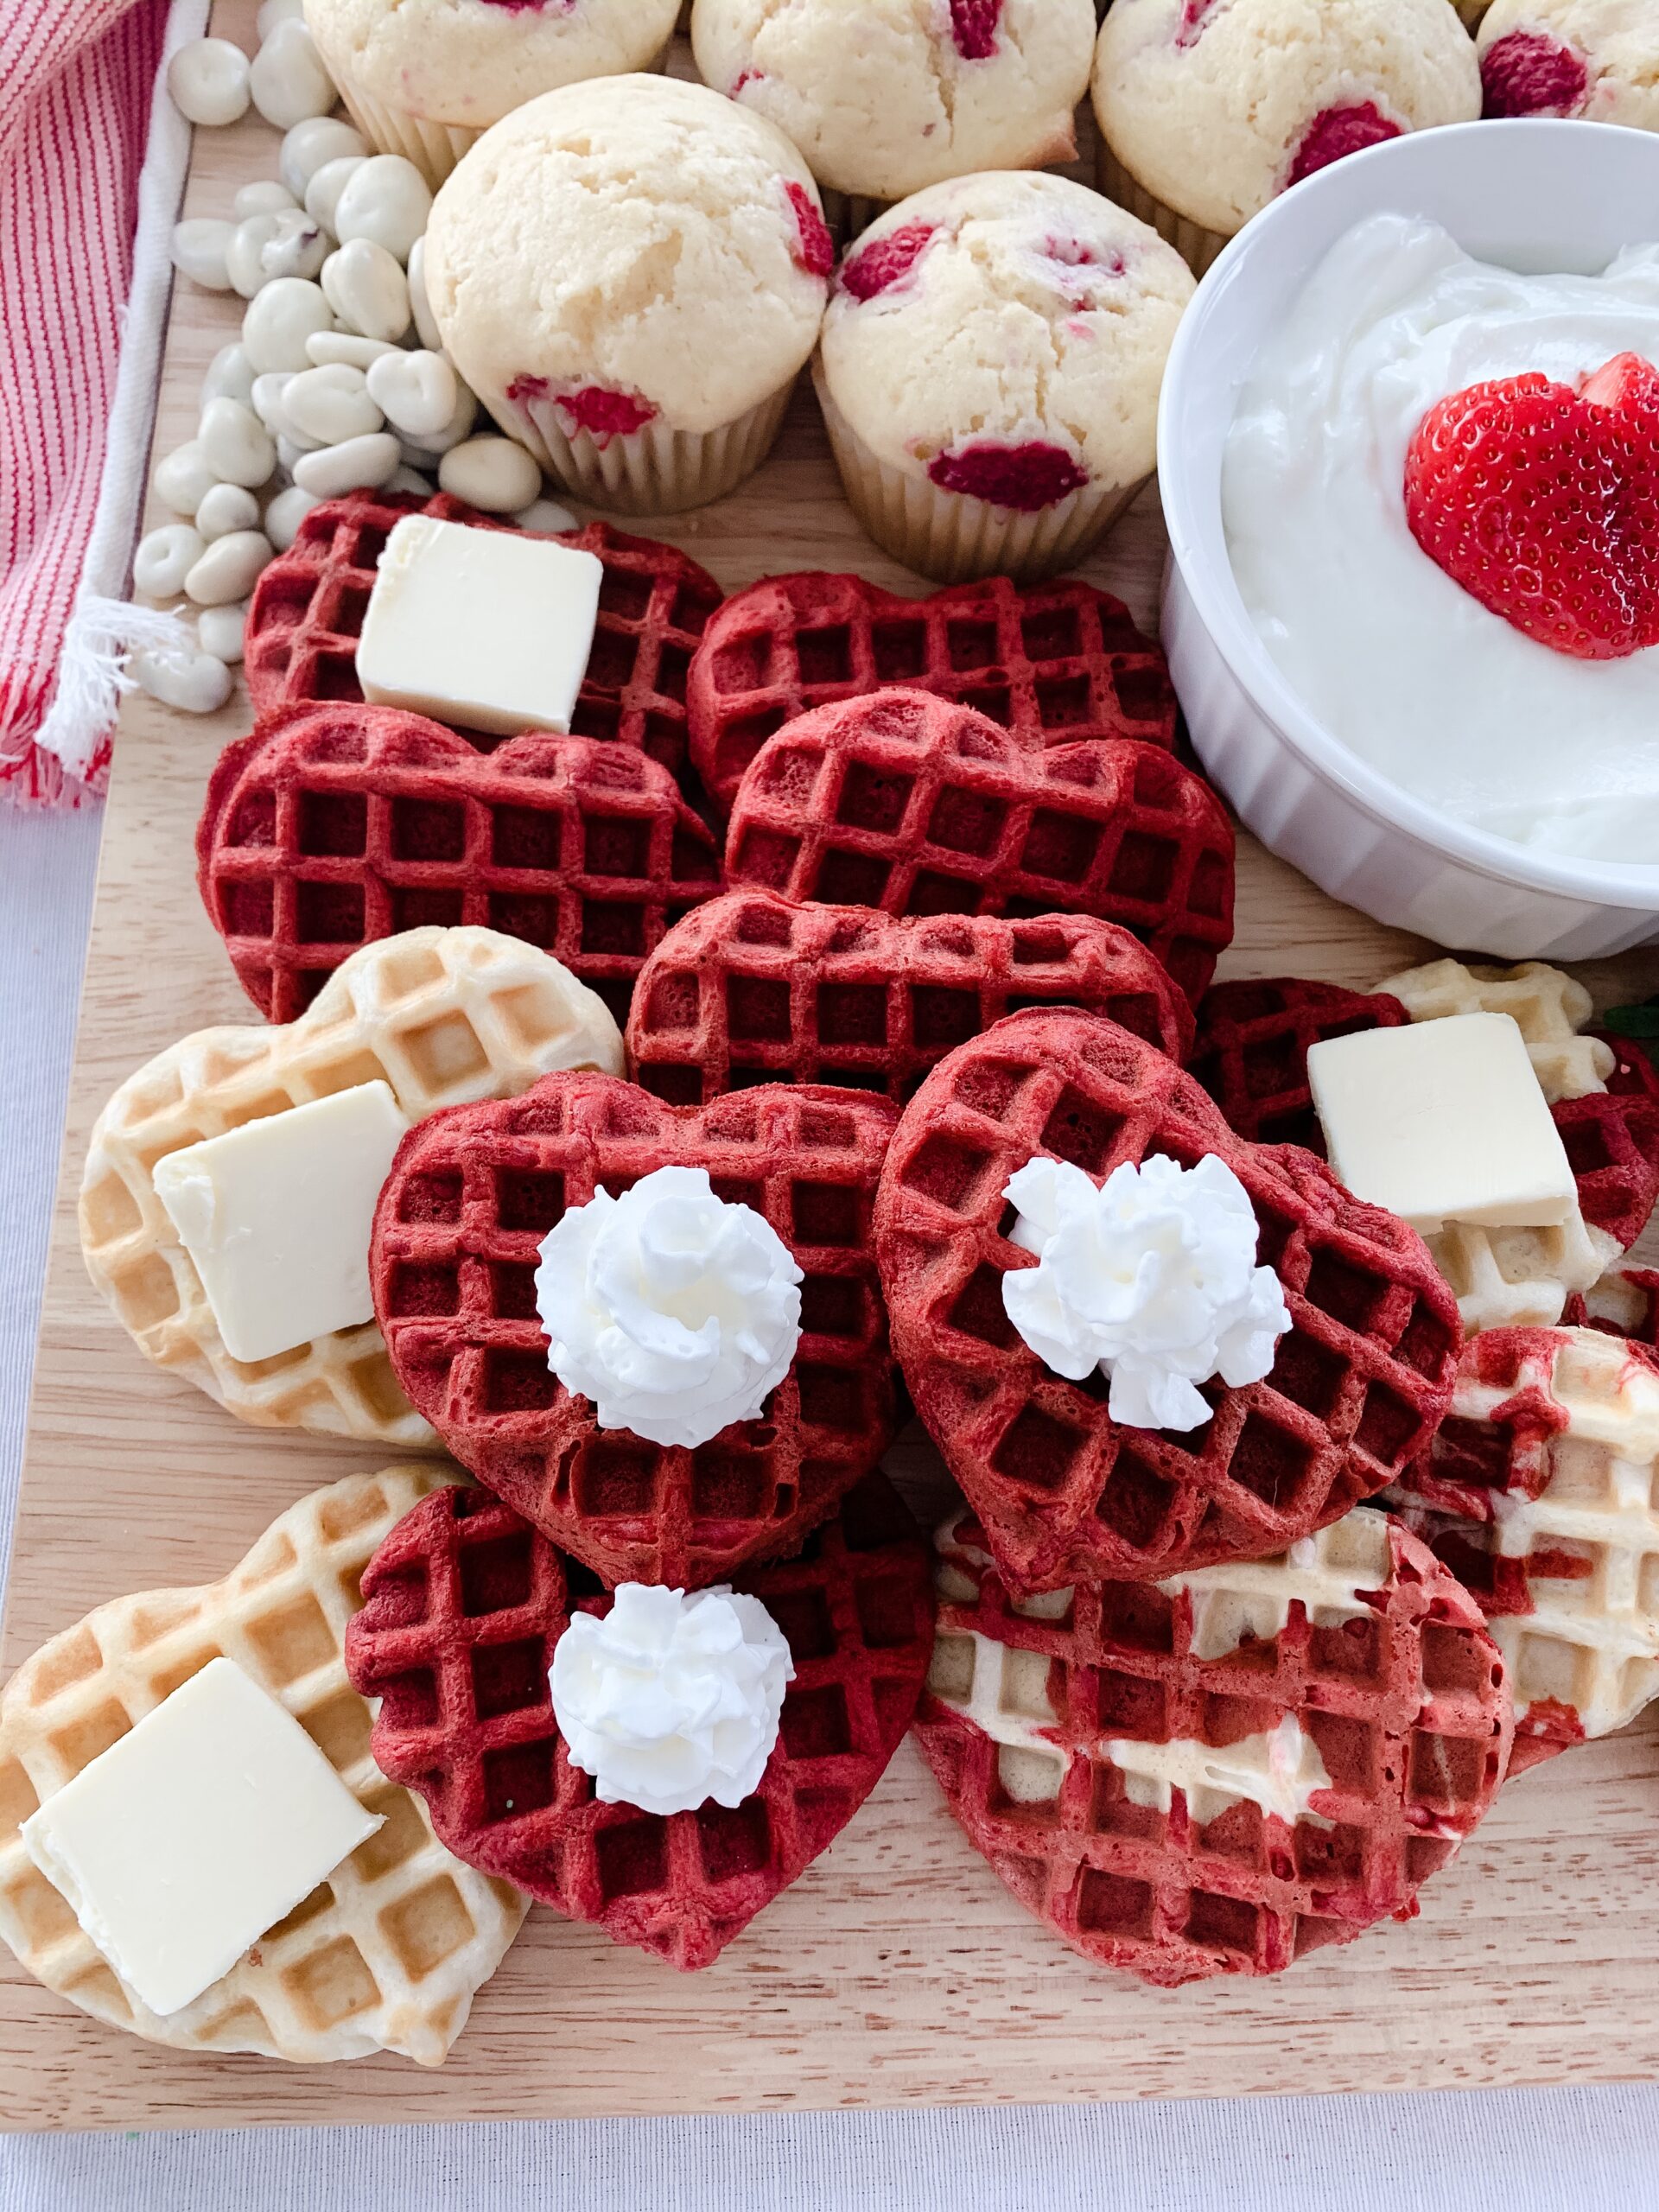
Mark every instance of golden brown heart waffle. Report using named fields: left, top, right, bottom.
left=371, top=1072, right=899, bottom=1586
left=874, top=1007, right=1462, bottom=1591
left=198, top=706, right=723, bottom=1027
left=244, top=491, right=722, bottom=779
left=344, top=1475, right=933, bottom=1969
left=81, top=930, right=622, bottom=1444
left=1389, top=1325, right=1659, bottom=1773
left=0, top=1468, right=526, bottom=2063
left=685, top=568, right=1179, bottom=815
left=624, top=888, right=1194, bottom=1106
left=723, top=689, right=1233, bottom=1007
left=916, top=1503, right=1512, bottom=1986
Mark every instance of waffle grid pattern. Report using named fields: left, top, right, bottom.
left=244, top=491, right=723, bottom=779
left=345, top=1478, right=934, bottom=1969
left=372, top=1071, right=899, bottom=1586
left=0, top=1469, right=527, bottom=2064
left=198, top=708, right=723, bottom=1027
left=873, top=1007, right=1462, bottom=1592
left=1390, top=1325, right=1659, bottom=1764
left=685, top=569, right=1179, bottom=815
left=1378, top=959, right=1614, bottom=1103
left=1191, top=979, right=1409, bottom=1149
left=625, top=889, right=1194, bottom=1107
left=915, top=1505, right=1511, bottom=1986
left=724, top=690, right=1233, bottom=1007
left=79, top=929, right=623, bottom=1444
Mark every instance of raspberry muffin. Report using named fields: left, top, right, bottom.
left=1091, top=0, right=1481, bottom=274
left=815, top=170, right=1194, bottom=582
left=304, top=0, right=682, bottom=187
left=1478, top=1, right=1659, bottom=125
left=690, top=0, right=1096, bottom=231
left=424, top=75, right=831, bottom=514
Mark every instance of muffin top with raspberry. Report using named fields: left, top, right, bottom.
left=424, top=74, right=831, bottom=437
left=690, top=0, right=1096, bottom=202
left=304, top=0, right=682, bottom=131
left=1478, top=0, right=1659, bottom=128
left=817, top=171, right=1195, bottom=508
left=1092, top=0, right=1481, bottom=238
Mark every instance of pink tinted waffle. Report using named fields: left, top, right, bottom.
left=198, top=706, right=722, bottom=1026
left=874, top=1007, right=1462, bottom=1592
left=1556, top=1033, right=1659, bottom=1252
left=1191, top=979, right=1409, bottom=1149
left=372, top=1071, right=899, bottom=1587
left=686, top=569, right=1179, bottom=815
left=918, top=1502, right=1512, bottom=1986
left=1390, top=1326, right=1659, bottom=1773
left=345, top=1475, right=934, bottom=1970
left=1566, top=1268, right=1659, bottom=1348
left=244, top=492, right=722, bottom=780
left=724, top=690, right=1232, bottom=1007
left=625, top=888, right=1194, bottom=1107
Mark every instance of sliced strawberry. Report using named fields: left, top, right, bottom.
left=1403, top=352, right=1659, bottom=660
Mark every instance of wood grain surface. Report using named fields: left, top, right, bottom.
left=4, top=0, right=1659, bottom=2133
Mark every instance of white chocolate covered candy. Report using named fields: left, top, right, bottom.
left=167, top=39, right=251, bottom=129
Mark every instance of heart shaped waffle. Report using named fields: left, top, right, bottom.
left=344, top=1475, right=933, bottom=1970
left=0, top=1467, right=526, bottom=2063
left=1389, top=1326, right=1659, bottom=1773
left=686, top=568, right=1179, bottom=816
left=245, top=492, right=723, bottom=781
left=371, top=1072, right=900, bottom=1586
left=916, top=1503, right=1511, bottom=1986
left=874, top=1007, right=1461, bottom=1591
left=81, top=929, right=623, bottom=1445
left=198, top=706, right=724, bottom=1027
left=625, top=888, right=1194, bottom=1108
left=1191, top=979, right=1409, bottom=1149
left=724, top=690, right=1233, bottom=1007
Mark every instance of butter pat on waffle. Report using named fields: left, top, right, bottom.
left=916, top=1504, right=1513, bottom=1986
left=0, top=1468, right=526, bottom=2064
left=80, top=929, right=624, bottom=1444
left=1390, top=1325, right=1659, bottom=1771
left=1375, top=958, right=1613, bottom=1103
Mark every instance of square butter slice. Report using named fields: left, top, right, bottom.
left=1306, top=1011, right=1578, bottom=1234
left=152, top=1079, right=409, bottom=1364
left=21, top=1658, right=379, bottom=2019
left=356, top=511, right=603, bottom=738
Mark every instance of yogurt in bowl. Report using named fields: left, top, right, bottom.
left=1223, top=212, right=1659, bottom=870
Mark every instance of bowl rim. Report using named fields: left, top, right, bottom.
left=1157, top=116, right=1659, bottom=914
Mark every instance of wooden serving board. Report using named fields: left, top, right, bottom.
left=5, top=0, right=1659, bottom=2133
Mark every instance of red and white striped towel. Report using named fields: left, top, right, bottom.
left=0, top=0, right=197, bottom=807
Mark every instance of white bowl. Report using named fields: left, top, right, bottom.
left=1157, top=119, right=1659, bottom=963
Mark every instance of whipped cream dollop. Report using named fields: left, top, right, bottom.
left=1001, top=1154, right=1291, bottom=1433
left=1224, top=213, right=1659, bottom=868
left=534, top=1165, right=803, bottom=1450
left=550, top=1584, right=794, bottom=1817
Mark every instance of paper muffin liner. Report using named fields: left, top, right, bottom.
left=814, top=365, right=1142, bottom=586
left=498, top=378, right=797, bottom=516
left=1095, top=140, right=1231, bottom=279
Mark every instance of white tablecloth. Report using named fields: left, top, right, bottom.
left=3, top=802, right=1657, bottom=2207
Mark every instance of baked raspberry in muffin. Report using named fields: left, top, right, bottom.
left=815, top=170, right=1194, bottom=583
left=690, top=0, right=1096, bottom=229
left=1091, top=0, right=1481, bottom=273
left=304, top=0, right=682, bottom=187
left=424, top=74, right=831, bottom=514
left=1478, top=0, right=1659, bottom=127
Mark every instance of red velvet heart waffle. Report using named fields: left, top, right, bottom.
left=372, top=1072, right=899, bottom=1586
left=1389, top=1326, right=1659, bottom=1774
left=1191, top=979, right=1408, bottom=1149
left=625, top=888, right=1194, bottom=1108
left=344, top=1474, right=934, bottom=1970
left=724, top=690, right=1232, bottom=1007
left=197, top=705, right=723, bottom=1027
left=874, top=1007, right=1461, bottom=1592
left=244, top=491, right=722, bottom=780
left=917, top=1502, right=1512, bottom=1986
left=1555, top=1032, right=1659, bottom=1252
left=687, top=569, right=1179, bottom=816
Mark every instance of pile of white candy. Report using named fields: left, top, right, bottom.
left=137, top=0, right=572, bottom=714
